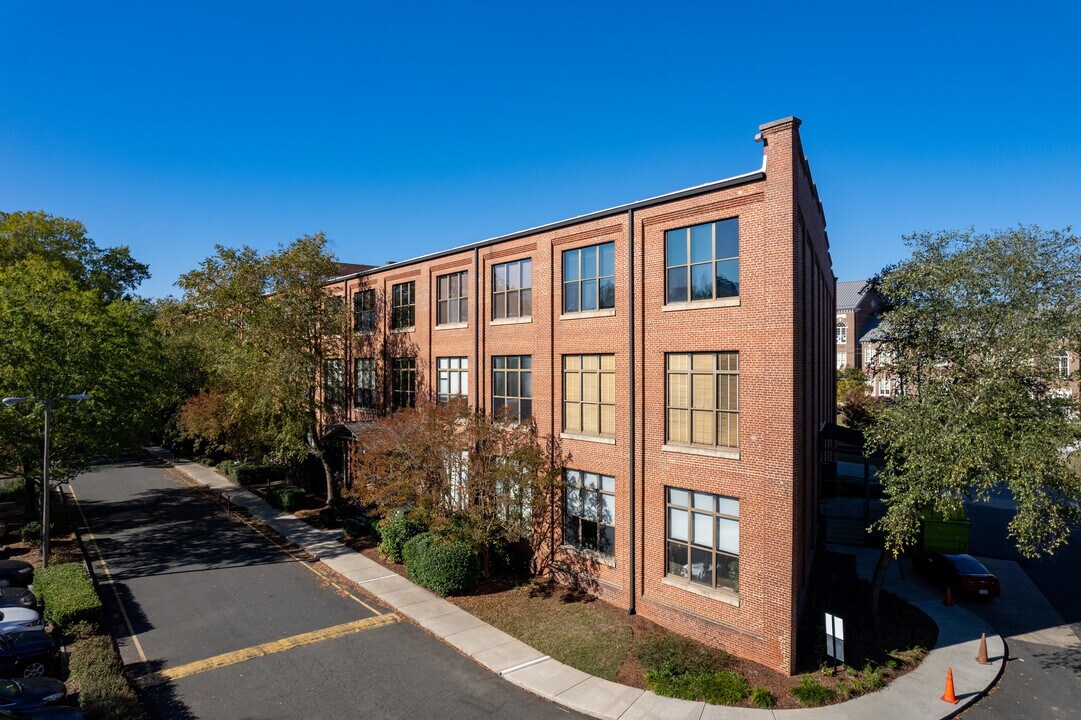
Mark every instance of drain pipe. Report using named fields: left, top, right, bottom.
left=627, top=208, right=636, bottom=616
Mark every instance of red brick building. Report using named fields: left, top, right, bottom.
left=323, top=117, right=834, bottom=674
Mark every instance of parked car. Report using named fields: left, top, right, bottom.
left=0, top=593, right=34, bottom=612
left=0, top=612, right=40, bottom=636
left=0, top=678, right=66, bottom=711
left=0, top=565, right=32, bottom=590
left=0, top=633, right=58, bottom=678
left=918, top=552, right=1001, bottom=599
left=0, top=708, right=83, bottom=719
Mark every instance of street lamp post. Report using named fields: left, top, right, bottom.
left=2, top=393, right=90, bottom=568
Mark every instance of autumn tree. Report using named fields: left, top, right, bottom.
left=836, top=366, right=880, bottom=429
left=865, top=227, right=1081, bottom=615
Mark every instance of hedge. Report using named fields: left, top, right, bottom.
left=69, top=635, right=146, bottom=720
left=34, top=563, right=102, bottom=631
left=402, top=532, right=479, bottom=596
left=227, top=462, right=286, bottom=487
left=267, top=484, right=305, bottom=512
left=377, top=514, right=426, bottom=563
left=644, top=662, right=750, bottom=705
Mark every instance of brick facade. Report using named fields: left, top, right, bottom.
left=323, top=117, right=834, bottom=674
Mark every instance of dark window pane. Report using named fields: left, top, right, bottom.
left=666, top=229, right=688, bottom=267
left=690, top=223, right=713, bottom=263
left=581, top=279, right=597, bottom=311
left=690, top=547, right=713, bottom=586
left=691, top=263, right=713, bottom=300
left=717, top=555, right=738, bottom=592
left=494, top=371, right=505, bottom=396
left=521, top=371, right=532, bottom=398
left=667, top=541, right=689, bottom=578
left=494, top=293, right=506, bottom=319
left=667, top=267, right=688, bottom=304
left=600, top=525, right=615, bottom=555
left=458, top=297, right=468, bottom=322
left=437, top=301, right=447, bottom=325
left=508, top=262, right=520, bottom=290
left=507, top=371, right=519, bottom=397
left=507, top=291, right=519, bottom=318
left=564, top=250, right=579, bottom=282
left=564, top=514, right=580, bottom=546
left=716, top=259, right=739, bottom=298
left=715, top=218, right=739, bottom=259
left=581, top=246, right=598, bottom=279
left=520, top=356, right=532, bottom=369
left=448, top=273, right=458, bottom=298
left=505, top=398, right=520, bottom=421
left=581, top=519, right=599, bottom=550
left=521, top=288, right=532, bottom=316
left=599, top=277, right=615, bottom=309
left=494, top=265, right=506, bottom=292
left=507, top=356, right=519, bottom=369
left=521, top=399, right=532, bottom=419
left=564, top=281, right=580, bottom=313
left=494, top=356, right=506, bottom=369
left=599, top=242, right=615, bottom=277
left=521, top=259, right=532, bottom=288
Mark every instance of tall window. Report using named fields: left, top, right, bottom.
left=1054, top=353, right=1070, bottom=379
left=563, top=355, right=615, bottom=437
left=666, top=353, right=738, bottom=449
left=437, top=271, right=468, bottom=325
left=324, top=358, right=343, bottom=408
left=492, top=259, right=532, bottom=320
left=492, top=355, right=532, bottom=422
left=878, top=377, right=891, bottom=396
left=437, top=357, right=469, bottom=403
left=665, top=218, right=739, bottom=304
left=354, top=358, right=375, bottom=409
left=445, top=450, right=468, bottom=511
left=354, top=290, right=375, bottom=333
left=392, top=357, right=416, bottom=409
left=836, top=352, right=847, bottom=370
left=563, top=242, right=615, bottom=313
left=563, top=470, right=615, bottom=556
left=391, top=282, right=415, bottom=330
left=665, top=488, right=739, bottom=593
left=836, top=320, right=847, bottom=344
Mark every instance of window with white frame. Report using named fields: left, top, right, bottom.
left=563, top=470, right=615, bottom=556
left=492, top=355, right=532, bottom=422
left=665, top=218, right=739, bottom=304
left=324, top=358, right=343, bottom=408
left=492, top=259, right=532, bottom=320
left=354, top=290, right=376, bottom=333
left=563, top=354, right=615, bottom=437
left=437, top=357, right=468, bottom=403
left=391, top=282, right=415, bottom=329
left=665, top=352, right=738, bottom=449
left=836, top=352, right=847, bottom=370
left=354, top=358, right=375, bottom=409
left=665, top=488, right=739, bottom=593
left=563, top=242, right=615, bottom=313
left=445, top=450, right=468, bottom=511
left=1053, top=353, right=1070, bottom=380
left=836, top=320, right=847, bottom=344
left=878, top=377, right=891, bottom=396
left=392, top=357, right=416, bottom=409
left=436, top=271, right=468, bottom=325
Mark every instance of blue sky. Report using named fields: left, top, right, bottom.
left=2, top=2, right=1079, bottom=299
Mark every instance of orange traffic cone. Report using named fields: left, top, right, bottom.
left=941, top=667, right=959, bottom=704
left=944, top=585, right=953, bottom=606
left=976, top=633, right=990, bottom=665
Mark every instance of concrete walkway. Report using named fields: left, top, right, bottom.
left=147, top=449, right=1004, bottom=719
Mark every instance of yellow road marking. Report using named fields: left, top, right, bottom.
left=66, top=485, right=149, bottom=665
left=144, top=614, right=398, bottom=685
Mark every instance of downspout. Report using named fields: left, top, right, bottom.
left=473, top=247, right=480, bottom=409
left=627, top=208, right=636, bottom=616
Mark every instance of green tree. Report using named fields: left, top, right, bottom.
left=865, top=227, right=1081, bottom=614
left=836, top=366, right=880, bottom=429
left=173, top=234, right=349, bottom=502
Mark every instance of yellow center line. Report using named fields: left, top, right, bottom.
left=66, top=485, right=149, bottom=665
left=143, top=614, right=399, bottom=685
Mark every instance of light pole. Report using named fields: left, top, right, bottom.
left=2, top=393, right=90, bottom=568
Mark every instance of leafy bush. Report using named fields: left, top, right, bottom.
left=791, top=675, right=836, bottom=707
left=230, top=462, right=286, bottom=486
left=199, top=457, right=216, bottom=467
left=267, top=485, right=305, bottom=512
left=317, top=507, right=339, bottom=529
left=378, top=514, right=426, bottom=563
left=69, top=635, right=146, bottom=720
left=635, top=634, right=731, bottom=674
left=751, top=687, right=776, bottom=708
left=644, top=662, right=750, bottom=705
left=20, top=521, right=41, bottom=546
left=217, top=460, right=234, bottom=477
left=402, top=532, right=479, bottom=596
left=342, top=516, right=368, bottom=538
left=0, top=478, right=25, bottom=502
left=34, top=563, right=102, bottom=631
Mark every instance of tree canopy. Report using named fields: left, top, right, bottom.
left=867, top=227, right=1081, bottom=558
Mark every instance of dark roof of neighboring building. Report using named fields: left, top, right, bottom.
left=336, top=262, right=377, bottom=275
left=859, top=314, right=886, bottom=343
left=837, top=280, right=871, bottom=311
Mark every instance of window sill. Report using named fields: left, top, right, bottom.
left=435, top=322, right=468, bottom=331
left=559, top=544, right=616, bottom=568
left=661, top=576, right=740, bottom=607
left=355, top=330, right=376, bottom=337
left=560, top=308, right=616, bottom=321
left=560, top=432, right=616, bottom=445
left=490, top=316, right=532, bottom=326
left=390, top=326, right=415, bottom=334
left=661, top=297, right=740, bottom=312
left=662, top=443, right=739, bottom=460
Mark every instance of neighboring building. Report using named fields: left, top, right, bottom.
left=321, top=117, right=834, bottom=675
left=834, top=280, right=880, bottom=373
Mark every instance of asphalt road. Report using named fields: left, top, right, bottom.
left=69, top=455, right=582, bottom=720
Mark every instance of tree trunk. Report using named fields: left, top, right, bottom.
left=319, top=453, right=338, bottom=506
left=869, top=547, right=892, bottom=623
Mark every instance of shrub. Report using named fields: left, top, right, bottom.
left=751, top=687, right=777, bottom=708
left=791, top=675, right=836, bottom=707
left=635, top=634, right=731, bottom=674
left=0, top=478, right=25, bottom=502
left=267, top=485, right=305, bottom=512
left=377, top=514, right=426, bottom=563
left=317, top=507, right=339, bottom=529
left=217, top=460, right=234, bottom=478
left=231, top=462, right=285, bottom=486
left=69, top=635, right=146, bottom=720
left=34, top=563, right=102, bottom=631
left=401, top=533, right=479, bottom=596
left=644, top=662, right=750, bottom=705
left=342, top=516, right=368, bottom=539
left=199, top=457, right=216, bottom=467
left=20, top=521, right=41, bottom=546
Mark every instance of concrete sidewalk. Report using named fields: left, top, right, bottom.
left=148, top=449, right=1004, bottom=720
